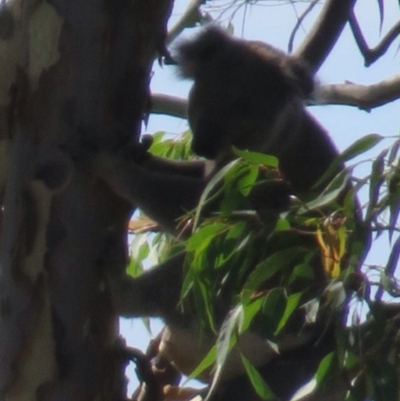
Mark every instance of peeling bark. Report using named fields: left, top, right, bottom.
left=0, top=0, right=173, bottom=400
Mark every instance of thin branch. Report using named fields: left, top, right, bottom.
left=287, top=0, right=320, bottom=54
left=166, top=0, right=204, bottom=46
left=348, top=10, right=368, bottom=56
left=313, top=74, right=400, bottom=110
left=294, top=0, right=357, bottom=73
left=151, top=93, right=187, bottom=118
left=349, top=10, right=400, bottom=67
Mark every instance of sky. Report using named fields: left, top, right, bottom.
left=121, top=0, right=400, bottom=395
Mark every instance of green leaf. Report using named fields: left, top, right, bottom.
left=227, top=221, right=246, bottom=239
left=130, top=234, right=149, bottom=260
left=126, top=257, right=142, bottom=278
left=388, top=169, right=400, bottom=241
left=148, top=130, right=194, bottom=159
left=315, top=352, right=336, bottom=384
left=218, top=161, right=255, bottom=216
left=206, top=307, right=242, bottom=401
left=233, top=148, right=279, bottom=167
left=289, top=263, right=314, bottom=283
left=220, top=186, right=243, bottom=217
left=237, top=164, right=259, bottom=196
left=244, top=248, right=306, bottom=291
left=275, top=292, right=302, bottom=334
left=240, top=297, right=264, bottom=333
left=148, top=132, right=167, bottom=155
left=385, top=235, right=400, bottom=278
left=194, top=159, right=240, bottom=228
left=340, top=134, right=383, bottom=162
left=127, top=234, right=149, bottom=277
left=188, top=345, right=217, bottom=379
left=180, top=261, right=193, bottom=300
left=193, top=276, right=216, bottom=331
left=314, top=134, right=383, bottom=190
left=244, top=259, right=281, bottom=292
left=241, top=355, right=276, bottom=399
left=275, top=218, right=291, bottom=231
left=187, top=223, right=228, bottom=252
left=366, top=149, right=387, bottom=220
left=388, top=138, right=400, bottom=165
left=301, top=169, right=350, bottom=213
left=261, top=288, right=286, bottom=336
left=236, top=233, right=252, bottom=252
left=343, top=351, right=359, bottom=371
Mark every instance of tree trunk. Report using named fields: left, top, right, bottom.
left=0, top=0, right=173, bottom=399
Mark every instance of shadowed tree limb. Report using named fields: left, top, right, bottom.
left=151, top=93, right=188, bottom=119
left=166, top=0, right=205, bottom=46
left=295, top=0, right=357, bottom=72
left=314, top=74, right=400, bottom=110
left=288, top=0, right=320, bottom=54
left=151, top=73, right=400, bottom=119
left=349, top=10, right=400, bottom=67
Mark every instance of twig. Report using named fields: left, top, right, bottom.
left=288, top=0, right=320, bottom=54
left=349, top=10, right=400, bottom=67
left=166, top=0, right=204, bottom=46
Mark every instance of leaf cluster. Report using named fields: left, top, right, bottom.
left=129, top=131, right=400, bottom=401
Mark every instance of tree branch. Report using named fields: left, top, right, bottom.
left=313, top=74, right=400, bottom=110
left=349, top=10, right=400, bottom=67
left=151, top=73, right=400, bottom=119
left=151, top=93, right=187, bottom=118
left=294, top=0, right=357, bottom=73
left=166, top=0, right=204, bottom=46
left=287, top=0, right=320, bottom=54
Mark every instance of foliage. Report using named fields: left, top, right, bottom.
left=127, top=131, right=193, bottom=275
left=128, top=130, right=400, bottom=401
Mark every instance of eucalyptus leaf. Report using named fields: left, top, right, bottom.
left=194, top=159, right=240, bottom=228
left=244, top=248, right=305, bottom=291
left=315, top=352, right=336, bottom=384
left=237, top=164, right=259, bottom=196
left=301, top=170, right=350, bottom=213
left=188, top=345, right=217, bottom=380
left=206, top=307, right=242, bottom=401
left=187, top=223, right=228, bottom=251
left=233, top=147, right=279, bottom=167
left=275, top=292, right=302, bottom=334
left=241, top=355, right=276, bottom=399
left=367, top=148, right=387, bottom=220
left=340, top=134, right=383, bottom=162
left=240, top=297, right=264, bottom=333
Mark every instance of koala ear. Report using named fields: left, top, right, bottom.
left=286, top=56, right=315, bottom=98
left=175, top=26, right=231, bottom=79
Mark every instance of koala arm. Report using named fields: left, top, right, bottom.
left=142, top=154, right=208, bottom=179
left=91, top=151, right=206, bottom=234
left=109, top=253, right=186, bottom=321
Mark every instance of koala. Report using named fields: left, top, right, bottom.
left=91, top=27, right=348, bottom=400
left=92, top=28, right=341, bottom=235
